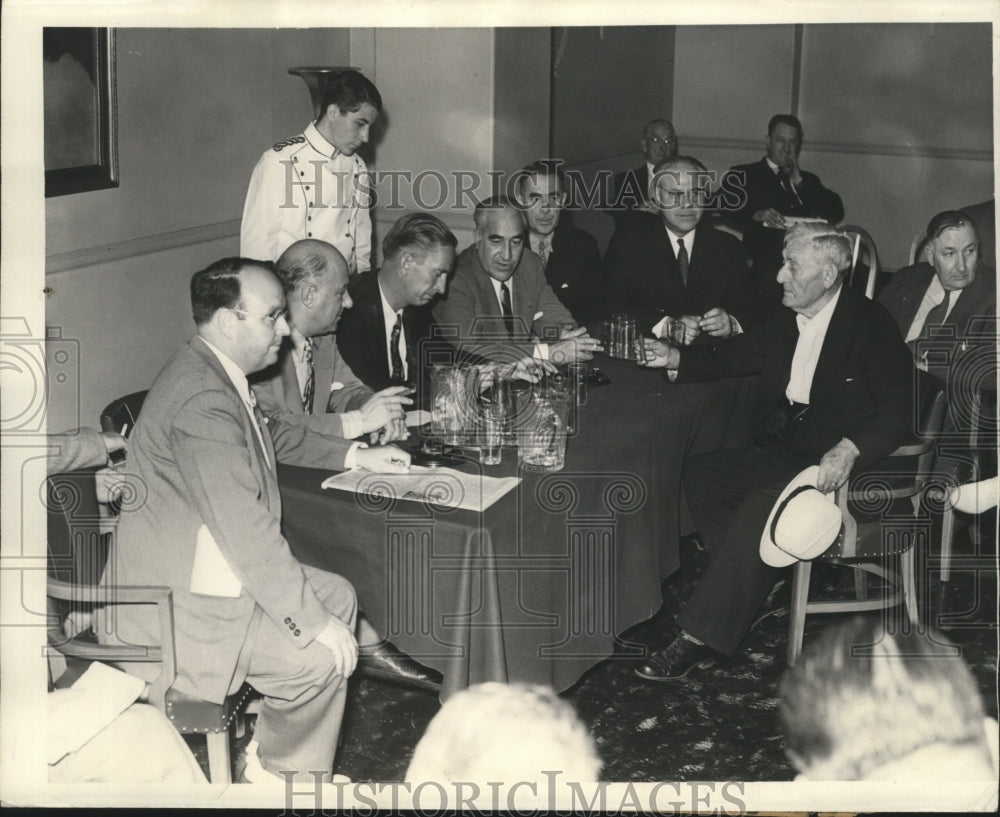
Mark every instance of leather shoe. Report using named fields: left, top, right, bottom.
left=635, top=636, right=718, bottom=682
left=356, top=641, right=442, bottom=693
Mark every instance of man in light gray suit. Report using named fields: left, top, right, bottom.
left=100, top=257, right=410, bottom=783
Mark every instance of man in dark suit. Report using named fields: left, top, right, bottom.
left=513, top=160, right=606, bottom=326
left=605, top=155, right=755, bottom=339
left=100, top=258, right=410, bottom=782
left=725, top=114, right=844, bottom=315
left=607, top=119, right=677, bottom=229
left=336, top=212, right=458, bottom=409
left=251, top=239, right=442, bottom=693
left=634, top=223, right=912, bottom=680
left=879, top=210, right=996, bottom=368
left=432, top=197, right=602, bottom=366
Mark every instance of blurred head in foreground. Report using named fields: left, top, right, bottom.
left=405, top=682, right=602, bottom=785
left=779, top=615, right=998, bottom=781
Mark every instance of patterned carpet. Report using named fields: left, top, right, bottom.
left=192, top=513, right=998, bottom=783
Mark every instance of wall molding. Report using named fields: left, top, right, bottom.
left=682, top=135, right=993, bottom=163
left=46, top=219, right=241, bottom=275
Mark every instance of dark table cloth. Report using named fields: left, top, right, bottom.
left=279, top=356, right=753, bottom=698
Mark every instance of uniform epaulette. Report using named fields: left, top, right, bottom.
left=272, top=136, right=306, bottom=152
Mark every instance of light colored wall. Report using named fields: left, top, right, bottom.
left=45, top=28, right=350, bottom=432
left=672, top=23, right=994, bottom=269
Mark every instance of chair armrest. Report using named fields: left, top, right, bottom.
left=46, top=578, right=176, bottom=710
left=888, top=439, right=933, bottom=458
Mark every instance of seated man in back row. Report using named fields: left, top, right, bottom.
left=605, top=155, right=756, bottom=341
left=513, top=160, right=606, bottom=326
left=432, top=196, right=602, bottom=367
left=635, top=222, right=912, bottom=680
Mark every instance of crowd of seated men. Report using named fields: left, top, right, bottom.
left=44, top=66, right=996, bottom=788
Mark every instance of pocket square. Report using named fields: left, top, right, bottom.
left=330, top=382, right=345, bottom=392
left=533, top=311, right=544, bottom=321
left=560, top=283, right=569, bottom=289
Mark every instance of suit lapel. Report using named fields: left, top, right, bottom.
left=362, top=275, right=392, bottom=380
left=278, top=340, right=304, bottom=415
left=191, top=337, right=276, bottom=502
left=812, top=287, right=853, bottom=390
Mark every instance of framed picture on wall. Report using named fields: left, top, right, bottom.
left=43, top=27, right=118, bottom=197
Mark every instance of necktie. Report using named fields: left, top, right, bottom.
left=538, top=238, right=549, bottom=270
left=500, top=282, right=515, bottom=338
left=676, top=238, right=689, bottom=287
left=389, top=312, right=405, bottom=383
left=922, top=293, right=951, bottom=335
left=301, top=339, right=315, bottom=414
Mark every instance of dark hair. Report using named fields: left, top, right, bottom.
left=779, top=615, right=987, bottom=779
left=191, top=257, right=274, bottom=325
left=513, top=160, right=566, bottom=199
left=925, top=210, right=981, bottom=247
left=768, top=113, right=804, bottom=142
left=319, top=70, right=383, bottom=118
left=382, top=213, right=457, bottom=261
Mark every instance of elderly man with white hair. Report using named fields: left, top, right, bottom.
left=635, top=222, right=913, bottom=681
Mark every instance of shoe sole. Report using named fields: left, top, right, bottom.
left=633, top=657, right=716, bottom=682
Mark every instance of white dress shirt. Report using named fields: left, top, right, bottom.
left=786, top=286, right=841, bottom=405
left=378, top=281, right=408, bottom=382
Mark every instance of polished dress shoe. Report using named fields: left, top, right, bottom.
left=356, top=641, right=443, bottom=692
left=635, top=636, right=718, bottom=681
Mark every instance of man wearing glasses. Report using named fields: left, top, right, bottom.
left=605, top=155, right=755, bottom=340
left=608, top=119, right=678, bottom=228
left=100, top=258, right=410, bottom=783
left=513, top=161, right=606, bottom=326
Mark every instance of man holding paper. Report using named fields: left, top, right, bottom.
left=100, top=257, right=409, bottom=783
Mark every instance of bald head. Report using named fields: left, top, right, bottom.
left=276, top=239, right=353, bottom=337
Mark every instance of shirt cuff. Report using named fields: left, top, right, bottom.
left=340, top=411, right=364, bottom=440
left=651, top=316, right=670, bottom=338
left=665, top=369, right=680, bottom=383
left=533, top=343, right=550, bottom=361
left=729, top=316, right=743, bottom=336
left=343, top=441, right=364, bottom=470
left=839, top=437, right=861, bottom=458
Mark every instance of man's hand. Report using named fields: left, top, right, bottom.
left=677, top=315, right=702, bottom=345
left=313, top=616, right=358, bottom=678
left=498, top=356, right=556, bottom=383
left=637, top=337, right=681, bottom=370
left=698, top=307, right=735, bottom=338
left=785, top=155, right=802, bottom=187
left=354, top=444, right=411, bottom=474
left=753, top=207, right=786, bottom=230
left=370, top=417, right=408, bottom=445
left=816, top=439, right=860, bottom=494
left=357, top=386, right=413, bottom=435
left=548, top=327, right=603, bottom=365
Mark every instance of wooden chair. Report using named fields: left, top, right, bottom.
left=786, top=382, right=949, bottom=665
left=47, top=467, right=253, bottom=783
left=841, top=224, right=879, bottom=300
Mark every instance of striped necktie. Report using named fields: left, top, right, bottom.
left=302, top=338, right=315, bottom=414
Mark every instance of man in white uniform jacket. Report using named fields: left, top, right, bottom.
left=241, top=70, right=381, bottom=274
